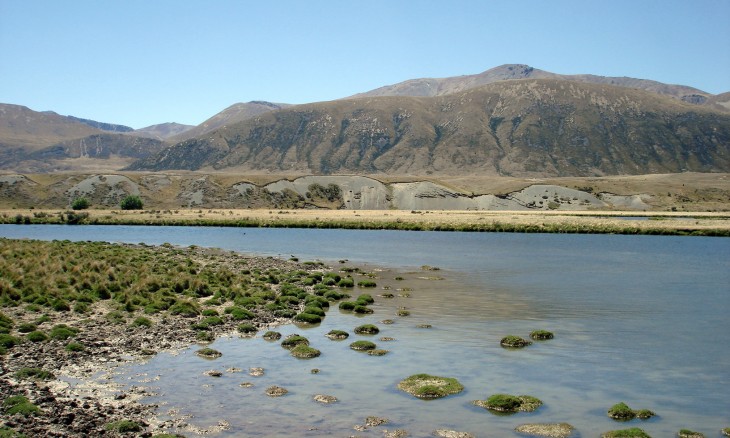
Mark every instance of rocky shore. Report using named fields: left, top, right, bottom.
left=0, top=242, right=315, bottom=437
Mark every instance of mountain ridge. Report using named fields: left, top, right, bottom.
left=129, top=78, right=730, bottom=177
left=349, top=64, right=717, bottom=104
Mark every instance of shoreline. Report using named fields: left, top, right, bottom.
left=0, top=240, right=327, bottom=437
left=2, top=208, right=730, bottom=236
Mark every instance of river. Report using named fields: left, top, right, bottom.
left=1, top=225, right=728, bottom=436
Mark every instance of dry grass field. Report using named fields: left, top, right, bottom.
left=3, top=207, right=729, bottom=235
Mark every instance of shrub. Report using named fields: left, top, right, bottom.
left=353, top=305, right=373, bottom=314
left=49, top=324, right=79, bottom=340
left=132, top=317, right=153, bottom=328
left=338, top=278, right=354, bottom=288
left=530, top=330, right=554, bottom=340
left=500, top=335, right=532, bottom=348
left=106, top=310, right=126, bottom=324
left=356, top=294, right=375, bottom=304
left=338, top=301, right=357, bottom=311
left=357, top=280, right=377, bottom=288
left=227, top=306, right=255, bottom=320
left=485, top=394, right=521, bottom=411
left=354, top=324, right=379, bottom=335
left=294, top=313, right=322, bottom=324
left=237, top=323, right=257, bottom=334
left=0, top=313, right=14, bottom=334
left=350, top=340, right=376, bottom=351
left=71, top=197, right=90, bottom=210
left=301, top=306, right=326, bottom=317
left=65, top=342, right=85, bottom=352
left=15, top=367, right=55, bottom=380
left=169, top=300, right=200, bottom=317
left=3, top=395, right=40, bottom=416
left=195, top=348, right=222, bottom=359
left=324, top=290, right=348, bottom=301
left=16, top=323, right=36, bottom=333
left=325, top=329, right=349, bottom=340
left=105, top=420, right=142, bottom=433
left=397, top=374, right=464, bottom=399
left=0, top=334, right=20, bottom=350
left=120, top=195, right=144, bottom=210
left=290, top=344, right=321, bottom=358
left=281, top=335, right=309, bottom=349
left=608, top=402, right=637, bottom=420
left=26, top=331, right=48, bottom=342
left=262, top=331, right=282, bottom=341
left=601, top=428, right=651, bottom=438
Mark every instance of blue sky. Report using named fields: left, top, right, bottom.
left=1, top=0, right=729, bottom=129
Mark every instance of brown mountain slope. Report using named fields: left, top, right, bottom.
left=129, top=79, right=730, bottom=177
left=0, top=104, right=102, bottom=151
left=127, top=123, right=195, bottom=141
left=169, top=101, right=292, bottom=143
left=349, top=64, right=712, bottom=104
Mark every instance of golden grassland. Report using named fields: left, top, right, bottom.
left=3, top=208, right=730, bottom=236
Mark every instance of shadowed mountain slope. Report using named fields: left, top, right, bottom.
left=129, top=79, right=730, bottom=177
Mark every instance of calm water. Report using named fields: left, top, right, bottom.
left=1, top=225, right=729, bottom=436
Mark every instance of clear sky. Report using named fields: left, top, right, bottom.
left=1, top=0, right=729, bottom=129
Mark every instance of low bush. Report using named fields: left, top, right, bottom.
left=350, top=340, right=376, bottom=351
left=601, top=428, right=651, bottom=438
left=71, top=197, right=90, bottom=210
left=3, top=395, right=41, bottom=416
left=397, top=374, right=464, bottom=399
left=357, top=280, right=377, bottom=288
left=281, top=335, right=309, bottom=349
left=16, top=323, right=36, bottom=333
left=500, top=335, right=532, bottom=348
left=530, top=330, right=554, bottom=340
left=356, top=294, right=375, bottom=304
left=294, top=313, right=322, bottom=324
left=237, top=323, right=257, bottom=334
left=353, top=305, right=373, bottom=314
left=132, top=316, right=153, bottom=327
left=290, top=344, right=321, bottom=358
left=325, top=329, right=349, bottom=340
left=227, top=306, right=255, bottom=320
left=15, top=367, right=55, bottom=380
left=262, top=331, right=282, bottom=340
left=65, top=342, right=85, bottom=352
left=120, top=195, right=144, bottom=210
left=195, top=347, right=222, bottom=359
left=338, top=301, right=357, bottom=311
left=301, top=306, right=326, bottom=317
left=354, top=324, right=379, bottom=335
left=338, top=278, right=354, bottom=288
left=49, top=324, right=79, bottom=340
left=105, top=420, right=142, bottom=433
left=26, top=331, right=48, bottom=342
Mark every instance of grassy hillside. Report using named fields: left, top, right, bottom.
left=130, top=79, right=730, bottom=177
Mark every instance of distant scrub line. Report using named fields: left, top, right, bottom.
left=1, top=213, right=728, bottom=237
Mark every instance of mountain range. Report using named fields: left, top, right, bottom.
left=2, top=64, right=729, bottom=177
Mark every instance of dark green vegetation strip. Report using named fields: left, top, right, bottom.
left=3, top=212, right=729, bottom=236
